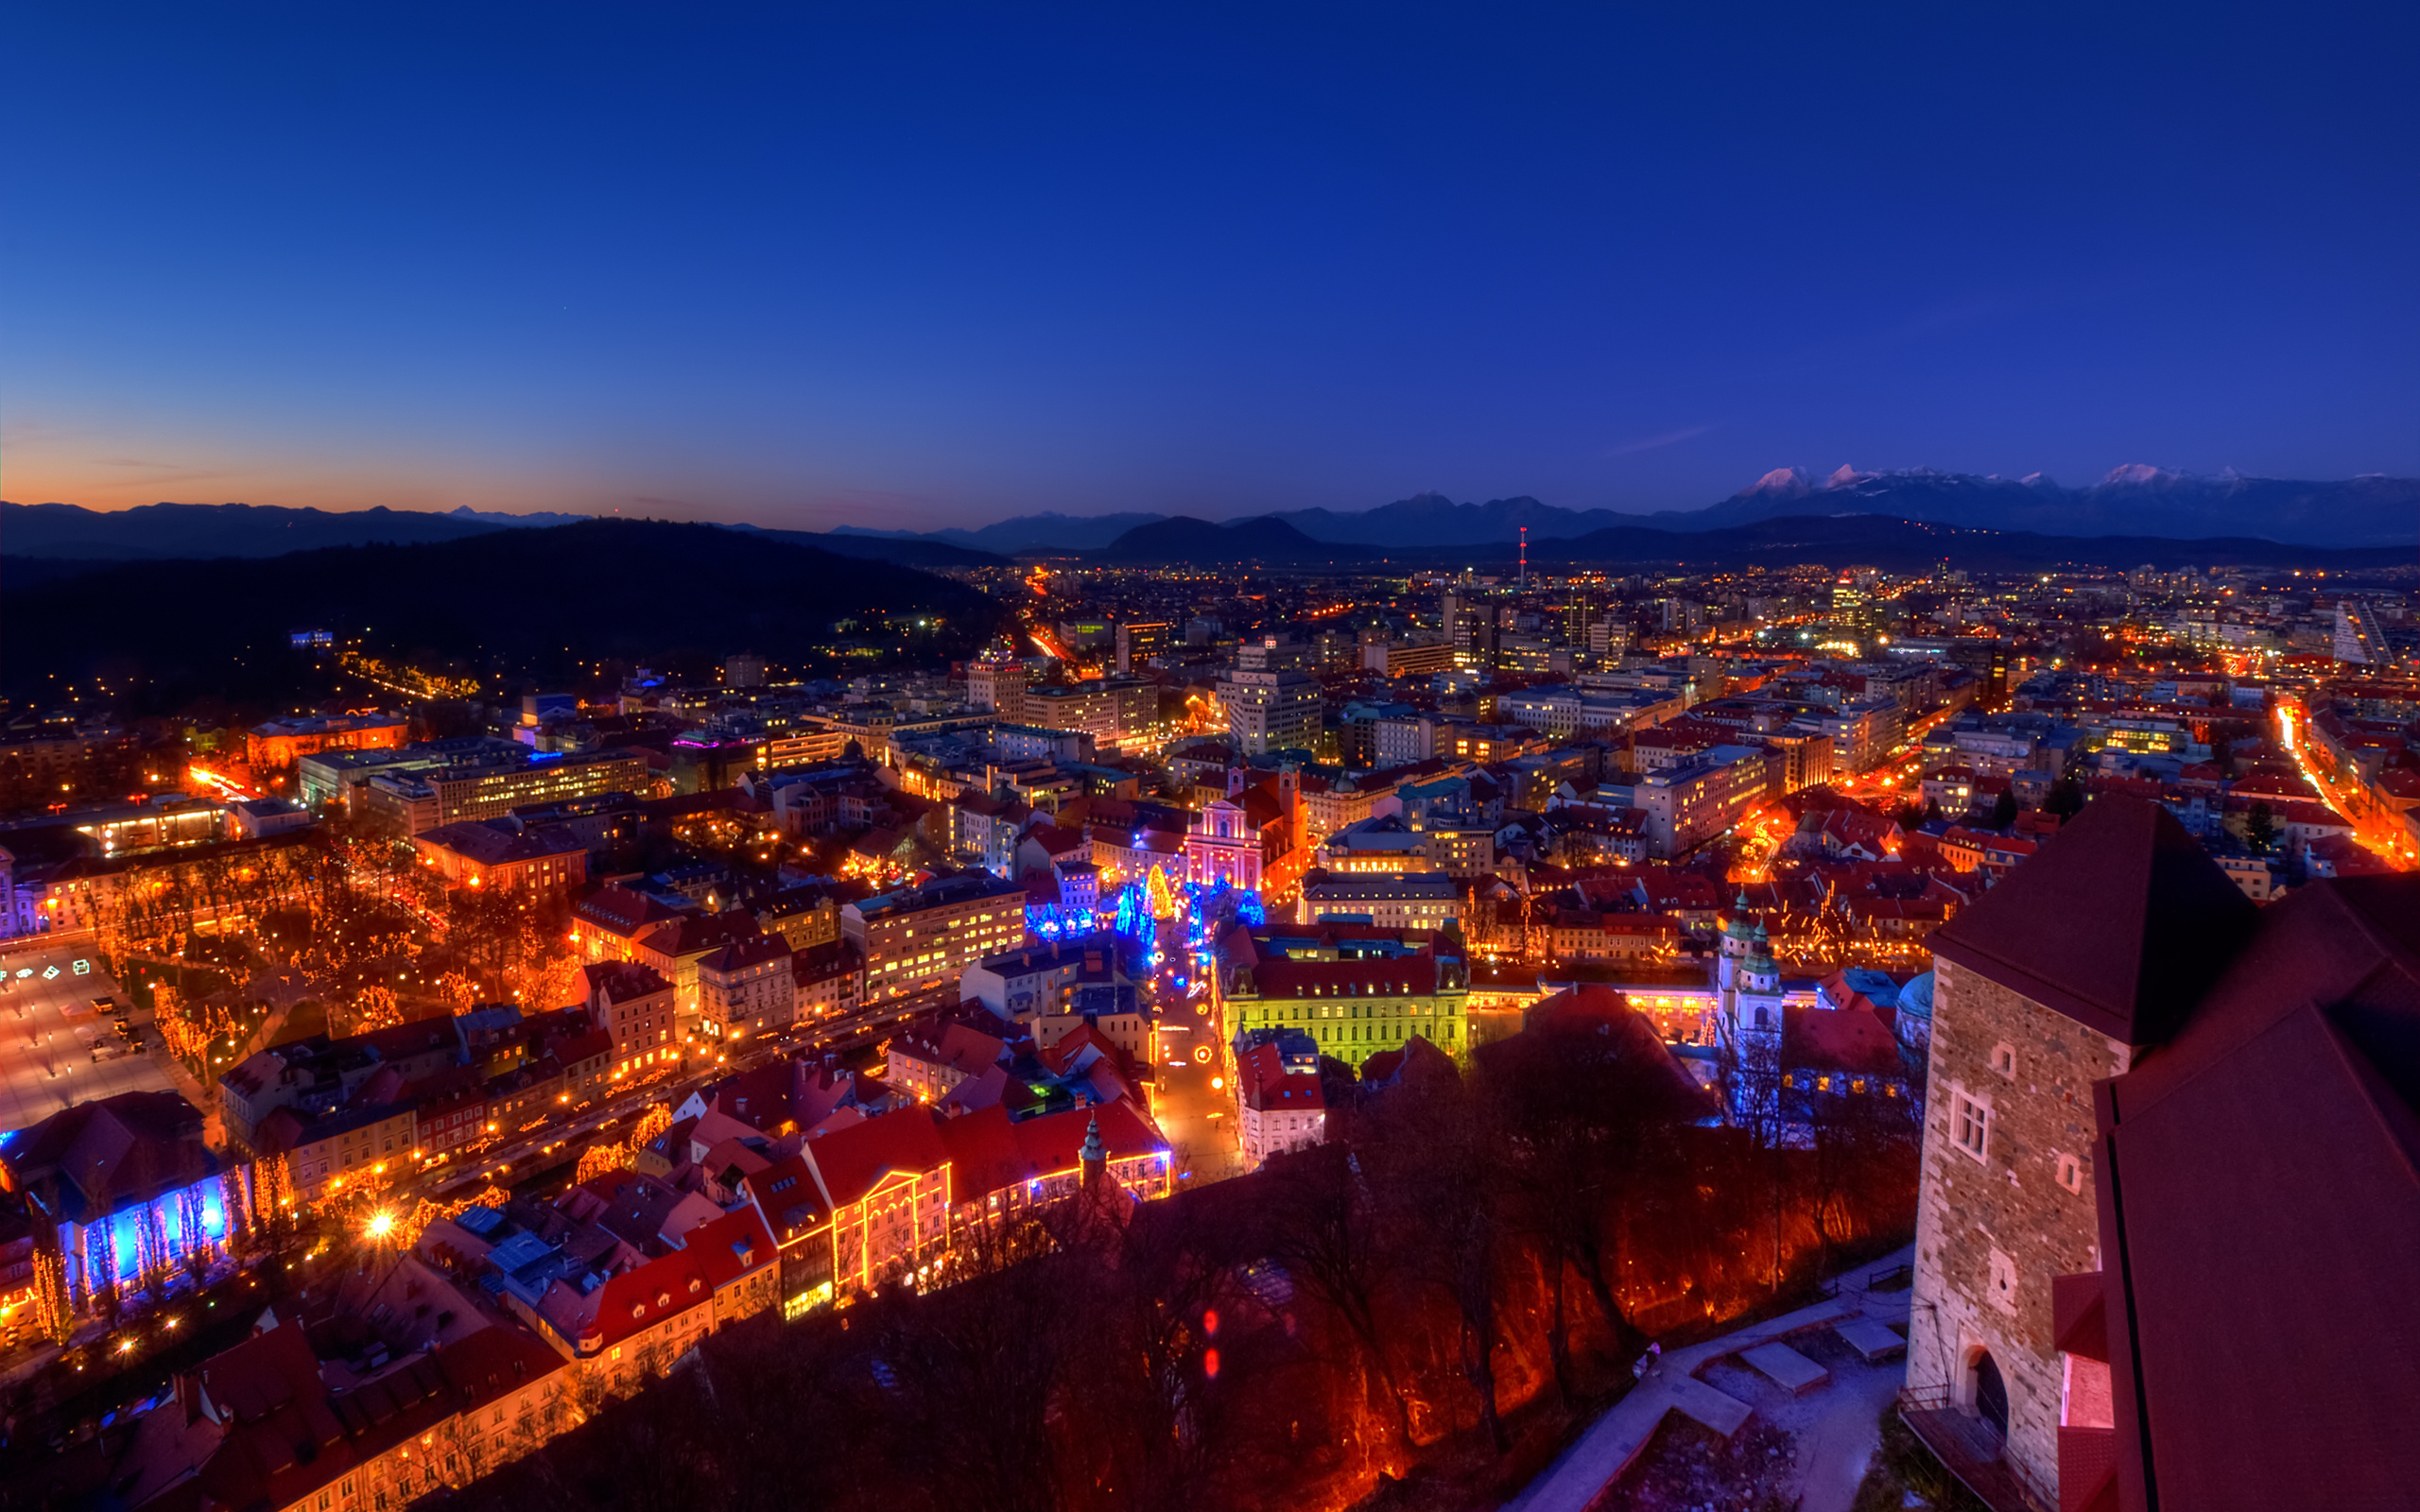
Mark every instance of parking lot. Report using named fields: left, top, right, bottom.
left=0, top=944, right=181, bottom=1135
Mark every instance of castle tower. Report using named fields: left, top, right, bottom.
left=1909, top=798, right=2253, bottom=1495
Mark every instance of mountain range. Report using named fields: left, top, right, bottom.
left=7, top=465, right=2412, bottom=568
left=844, top=467, right=2418, bottom=552
left=1073, top=510, right=2404, bottom=573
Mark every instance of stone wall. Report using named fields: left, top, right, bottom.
left=1908, top=956, right=2126, bottom=1494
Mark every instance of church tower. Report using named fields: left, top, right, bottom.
left=1079, top=1110, right=1107, bottom=1191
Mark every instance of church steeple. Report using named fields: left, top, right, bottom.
left=1080, top=1110, right=1107, bottom=1188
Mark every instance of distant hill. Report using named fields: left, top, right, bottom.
left=720, top=522, right=1005, bottom=568
left=1093, top=515, right=1385, bottom=565
left=0, top=500, right=527, bottom=558
left=0, top=500, right=1012, bottom=571
left=1, top=519, right=1004, bottom=707
left=925, top=512, right=1174, bottom=553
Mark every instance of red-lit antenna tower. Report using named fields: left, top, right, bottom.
left=1519, top=525, right=1528, bottom=589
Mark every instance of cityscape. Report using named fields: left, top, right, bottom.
left=3, top=9, right=2416, bottom=1512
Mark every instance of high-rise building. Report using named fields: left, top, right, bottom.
left=966, top=662, right=1028, bottom=722
left=1115, top=620, right=1173, bottom=674
left=2335, top=599, right=2391, bottom=665
left=1219, top=666, right=1322, bottom=756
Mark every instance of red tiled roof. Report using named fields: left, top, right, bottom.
left=638, top=910, right=764, bottom=960
left=1238, top=1042, right=1324, bottom=1114
left=1012, top=1098, right=1166, bottom=1177
left=739, top=1155, right=826, bottom=1243
left=582, top=960, right=671, bottom=1003
left=574, top=884, right=686, bottom=936
left=697, top=934, right=793, bottom=975
left=1782, top=1003, right=1903, bottom=1077
left=804, top=1109, right=950, bottom=1210
left=1249, top=956, right=1443, bottom=999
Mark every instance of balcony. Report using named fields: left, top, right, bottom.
left=1896, top=1386, right=2056, bottom=1512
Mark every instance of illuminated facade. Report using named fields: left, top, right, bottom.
left=1184, top=799, right=1262, bottom=891
left=0, top=1091, right=229, bottom=1313
left=802, top=1113, right=954, bottom=1292
left=1220, top=924, right=1471, bottom=1068
left=246, top=712, right=407, bottom=771
left=842, top=871, right=1028, bottom=1001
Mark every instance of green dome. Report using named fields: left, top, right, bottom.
left=1722, top=890, right=1759, bottom=938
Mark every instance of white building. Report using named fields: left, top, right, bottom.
left=1296, top=871, right=1460, bottom=931
left=1236, top=1041, right=1325, bottom=1170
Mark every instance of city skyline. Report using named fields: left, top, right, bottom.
left=9, top=8, right=2419, bottom=528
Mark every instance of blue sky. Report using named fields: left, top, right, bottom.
left=7, top=5, right=2415, bottom=530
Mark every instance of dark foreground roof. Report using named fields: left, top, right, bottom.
left=1927, top=796, right=2255, bottom=1045
left=2092, top=873, right=2420, bottom=1511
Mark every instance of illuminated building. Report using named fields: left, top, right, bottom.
left=842, top=871, right=1028, bottom=1001
left=1358, top=639, right=1457, bottom=679
left=244, top=711, right=406, bottom=771
left=1184, top=799, right=1263, bottom=891
left=1236, top=1040, right=1324, bottom=1171
left=294, top=734, right=524, bottom=811
left=1115, top=619, right=1173, bottom=674
left=582, top=960, right=677, bottom=1075
left=959, top=931, right=1134, bottom=1022
left=46, top=792, right=225, bottom=856
left=792, top=939, right=865, bottom=1021
left=697, top=935, right=796, bottom=1040
left=801, top=1111, right=953, bottom=1292
left=965, top=661, right=1028, bottom=722
left=256, top=1100, right=417, bottom=1206
left=737, top=1158, right=836, bottom=1319
left=360, top=748, right=649, bottom=833
left=1219, top=922, right=1471, bottom=1068
left=634, top=911, right=767, bottom=1024
left=1023, top=678, right=1160, bottom=748
left=1296, top=870, right=1460, bottom=931
left=570, top=884, right=688, bottom=964
left=409, top=819, right=589, bottom=892
left=1219, top=668, right=1322, bottom=757
left=0, top=1091, right=226, bottom=1312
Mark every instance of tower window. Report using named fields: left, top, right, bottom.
left=1990, top=1041, right=2017, bottom=1079
left=2055, top=1152, right=2084, bottom=1194
left=1951, top=1091, right=1991, bottom=1162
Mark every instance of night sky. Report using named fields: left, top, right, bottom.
left=8, top=6, right=2415, bottom=530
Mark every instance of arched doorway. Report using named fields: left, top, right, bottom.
left=1975, top=1349, right=2010, bottom=1436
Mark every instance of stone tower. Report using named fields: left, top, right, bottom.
left=1909, top=798, right=2253, bottom=1495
